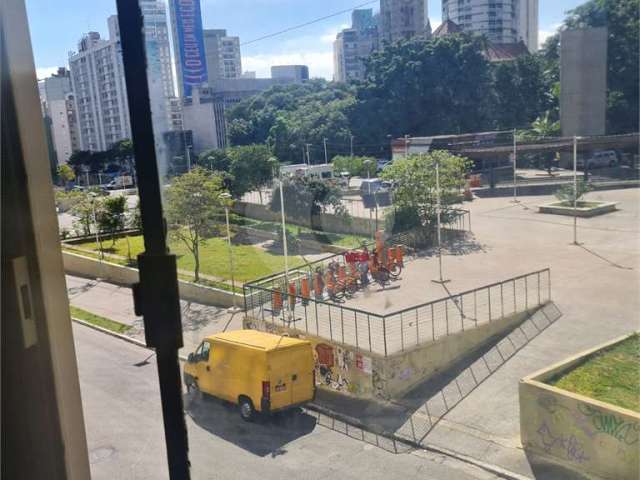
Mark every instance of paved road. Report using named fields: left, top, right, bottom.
left=74, top=323, right=503, bottom=480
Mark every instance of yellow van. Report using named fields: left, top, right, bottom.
left=183, top=330, right=316, bottom=420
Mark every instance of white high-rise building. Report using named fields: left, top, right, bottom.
left=380, top=0, right=431, bottom=43
left=38, top=68, right=79, bottom=165
left=203, top=29, right=242, bottom=80
left=442, top=0, right=538, bottom=52
left=69, top=16, right=131, bottom=151
left=140, top=0, right=178, bottom=133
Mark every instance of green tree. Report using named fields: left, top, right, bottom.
left=381, top=151, right=471, bottom=229
left=331, top=155, right=377, bottom=177
left=227, top=145, right=278, bottom=198
left=555, top=180, right=593, bottom=205
left=69, top=192, right=100, bottom=237
left=165, top=168, right=227, bottom=282
left=540, top=0, right=639, bottom=134
left=352, top=34, right=494, bottom=145
left=491, top=54, right=550, bottom=129
left=57, top=164, right=76, bottom=187
left=96, top=195, right=127, bottom=246
left=270, top=176, right=347, bottom=223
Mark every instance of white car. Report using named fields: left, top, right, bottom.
left=577, top=150, right=618, bottom=169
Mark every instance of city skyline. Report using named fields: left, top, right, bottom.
left=27, top=0, right=583, bottom=80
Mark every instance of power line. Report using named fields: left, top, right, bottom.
left=240, top=0, right=378, bottom=47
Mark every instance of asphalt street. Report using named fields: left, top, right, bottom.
left=74, top=322, right=504, bottom=480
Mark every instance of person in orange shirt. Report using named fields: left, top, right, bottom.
left=300, top=276, right=310, bottom=306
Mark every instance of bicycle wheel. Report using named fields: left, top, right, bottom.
left=388, top=263, right=401, bottom=279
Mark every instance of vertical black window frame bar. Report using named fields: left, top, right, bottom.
left=114, top=2, right=190, bottom=479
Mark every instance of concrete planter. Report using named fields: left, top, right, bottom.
left=538, top=201, right=618, bottom=217
left=519, top=332, right=639, bottom=480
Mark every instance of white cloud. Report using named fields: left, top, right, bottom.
left=539, top=24, right=561, bottom=48
left=36, top=66, right=61, bottom=80
left=243, top=51, right=335, bottom=80
left=320, top=23, right=349, bottom=44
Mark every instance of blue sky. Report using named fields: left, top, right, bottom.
left=27, top=0, right=583, bottom=80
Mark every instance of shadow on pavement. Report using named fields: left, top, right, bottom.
left=184, top=393, right=316, bottom=457
left=525, top=451, right=591, bottom=480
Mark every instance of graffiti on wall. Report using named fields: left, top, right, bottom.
left=537, top=421, right=590, bottom=464
left=578, top=403, right=639, bottom=446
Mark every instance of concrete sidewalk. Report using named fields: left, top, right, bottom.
left=66, top=275, right=243, bottom=354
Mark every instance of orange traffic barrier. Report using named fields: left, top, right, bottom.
left=272, top=289, right=283, bottom=314
left=301, top=277, right=310, bottom=306
left=288, top=282, right=297, bottom=310
left=313, top=271, right=324, bottom=298
left=396, top=245, right=404, bottom=267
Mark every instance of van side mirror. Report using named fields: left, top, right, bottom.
left=188, top=353, right=195, bottom=363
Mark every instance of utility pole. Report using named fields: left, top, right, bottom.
left=305, top=143, right=312, bottom=165
left=323, top=138, right=328, bottom=164
left=350, top=135, right=354, bottom=158
left=404, top=134, right=410, bottom=157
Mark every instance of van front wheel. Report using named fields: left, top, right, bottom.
left=239, top=396, right=255, bottom=422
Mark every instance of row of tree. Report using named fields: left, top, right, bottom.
left=226, top=0, right=638, bottom=160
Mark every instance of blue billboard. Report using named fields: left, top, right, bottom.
left=172, top=0, right=208, bottom=97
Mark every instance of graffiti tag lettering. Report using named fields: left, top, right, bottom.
left=578, top=403, right=639, bottom=446
left=537, top=421, right=590, bottom=464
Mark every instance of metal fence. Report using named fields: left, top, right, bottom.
left=245, top=268, right=551, bottom=357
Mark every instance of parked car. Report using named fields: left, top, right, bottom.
left=183, top=330, right=316, bottom=421
left=577, top=150, right=618, bottom=169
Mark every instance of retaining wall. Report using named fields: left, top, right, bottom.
left=520, top=332, right=640, bottom=480
left=244, top=307, right=538, bottom=401
left=62, top=251, right=239, bottom=308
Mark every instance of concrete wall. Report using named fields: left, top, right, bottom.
left=62, top=251, right=239, bottom=308
left=244, top=307, right=537, bottom=401
left=233, top=201, right=375, bottom=237
left=560, top=28, right=608, bottom=137
left=520, top=333, right=640, bottom=480
left=377, top=309, right=533, bottom=399
left=243, top=317, right=379, bottom=398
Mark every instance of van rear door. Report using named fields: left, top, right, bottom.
left=268, top=345, right=314, bottom=410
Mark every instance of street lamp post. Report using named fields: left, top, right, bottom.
left=431, top=157, right=450, bottom=285
left=323, top=138, right=328, bottom=164
left=512, top=128, right=519, bottom=203
left=404, top=134, right=410, bottom=158
left=89, top=193, right=104, bottom=282
left=350, top=135, right=354, bottom=158
left=572, top=136, right=579, bottom=246
left=220, top=192, right=242, bottom=312
left=273, top=164, right=289, bottom=287
left=364, top=159, right=375, bottom=238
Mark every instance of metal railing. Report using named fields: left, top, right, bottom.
left=244, top=268, right=551, bottom=357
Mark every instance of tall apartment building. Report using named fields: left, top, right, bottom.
left=333, top=9, right=379, bottom=82
left=203, top=29, right=242, bottom=80
left=442, top=0, right=538, bottom=52
left=140, top=0, right=178, bottom=133
left=271, top=65, right=309, bottom=82
left=38, top=68, right=79, bottom=165
left=68, top=16, right=131, bottom=152
left=380, top=0, right=431, bottom=43
left=169, top=0, right=208, bottom=97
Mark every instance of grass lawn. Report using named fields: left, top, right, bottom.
left=70, top=234, right=306, bottom=283
left=548, top=334, right=640, bottom=412
left=70, top=306, right=131, bottom=334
